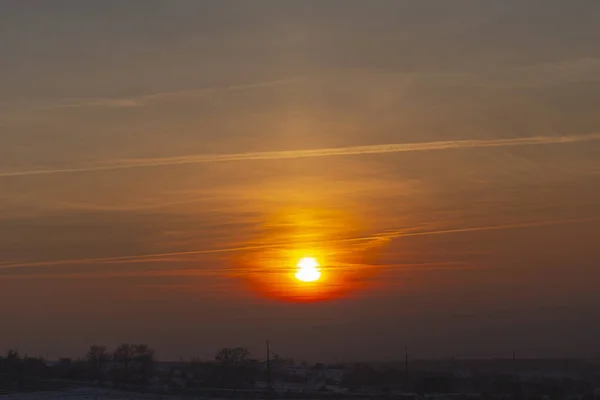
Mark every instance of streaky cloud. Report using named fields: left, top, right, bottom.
left=366, top=217, right=597, bottom=242
left=36, top=78, right=302, bottom=110
left=0, top=217, right=593, bottom=272
left=0, top=78, right=302, bottom=121
left=0, top=262, right=469, bottom=280
left=2, top=132, right=600, bottom=178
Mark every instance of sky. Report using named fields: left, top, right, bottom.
left=1, top=0, right=600, bottom=362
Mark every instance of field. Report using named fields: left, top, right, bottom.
left=0, top=388, right=167, bottom=400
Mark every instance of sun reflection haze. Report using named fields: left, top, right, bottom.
left=232, top=207, right=385, bottom=302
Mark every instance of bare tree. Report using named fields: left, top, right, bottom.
left=5, top=349, right=22, bottom=383
left=214, top=347, right=254, bottom=389
left=85, top=345, right=110, bottom=381
left=133, top=344, right=156, bottom=384
left=113, top=344, right=134, bottom=370
left=133, top=344, right=155, bottom=363
left=6, top=349, right=19, bottom=360
left=215, top=347, right=250, bottom=366
left=112, top=343, right=135, bottom=384
left=111, top=343, right=156, bottom=384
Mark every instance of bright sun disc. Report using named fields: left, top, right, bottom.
left=295, top=257, right=321, bottom=283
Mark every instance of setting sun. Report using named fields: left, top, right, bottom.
left=235, top=208, right=377, bottom=302
left=295, top=257, right=321, bottom=283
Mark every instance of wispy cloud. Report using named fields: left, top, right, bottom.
left=36, top=78, right=302, bottom=110
left=2, top=132, right=600, bottom=178
left=366, top=217, right=597, bottom=243
left=0, top=262, right=470, bottom=281
left=486, top=57, right=600, bottom=88
left=0, top=78, right=302, bottom=122
left=0, top=217, right=592, bottom=272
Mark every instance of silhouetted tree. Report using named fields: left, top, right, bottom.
left=6, top=349, right=19, bottom=360
left=55, top=357, right=87, bottom=381
left=214, top=347, right=255, bottom=389
left=184, top=358, right=212, bottom=388
left=3, top=349, right=23, bottom=386
left=215, top=347, right=250, bottom=365
left=0, top=352, right=50, bottom=391
left=113, top=344, right=135, bottom=370
left=110, top=343, right=156, bottom=385
left=112, top=344, right=135, bottom=384
left=85, top=345, right=111, bottom=381
left=133, top=344, right=156, bottom=384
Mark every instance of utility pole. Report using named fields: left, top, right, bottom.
left=512, top=351, right=519, bottom=398
left=405, top=345, right=409, bottom=386
left=266, top=340, right=272, bottom=390
left=512, top=351, right=516, bottom=374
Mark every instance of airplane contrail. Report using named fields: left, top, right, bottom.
left=0, top=261, right=466, bottom=280
left=0, top=217, right=592, bottom=272
left=0, top=78, right=302, bottom=115
left=1, top=132, right=600, bottom=178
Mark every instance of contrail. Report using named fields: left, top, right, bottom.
left=0, top=262, right=466, bottom=280
left=0, top=217, right=592, bottom=272
left=2, top=132, right=600, bottom=178
left=362, top=217, right=598, bottom=244
left=1, top=78, right=301, bottom=114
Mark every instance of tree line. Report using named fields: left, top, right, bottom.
left=0, top=344, right=262, bottom=391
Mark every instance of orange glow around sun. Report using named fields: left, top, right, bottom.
left=235, top=244, right=383, bottom=302
left=231, top=207, right=386, bottom=303
left=239, top=248, right=342, bottom=302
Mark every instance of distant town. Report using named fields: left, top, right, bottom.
left=1, top=344, right=600, bottom=399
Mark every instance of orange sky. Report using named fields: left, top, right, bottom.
left=1, top=1, right=600, bottom=361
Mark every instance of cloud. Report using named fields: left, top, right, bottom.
left=0, top=216, right=592, bottom=272
left=0, top=261, right=471, bottom=281
left=43, top=78, right=302, bottom=110
left=2, top=132, right=600, bottom=178
left=364, top=216, right=597, bottom=243
left=467, top=57, right=600, bottom=88
left=0, top=77, right=302, bottom=123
